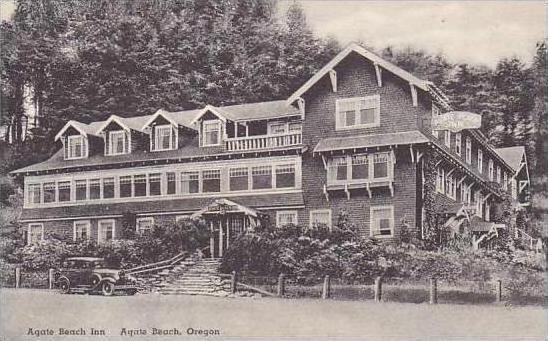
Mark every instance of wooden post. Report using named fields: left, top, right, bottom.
left=48, top=268, right=55, bottom=289
left=495, top=280, right=502, bottom=303
left=429, top=278, right=438, bottom=304
left=15, top=267, right=21, bottom=289
left=231, top=271, right=237, bottom=294
left=321, top=275, right=330, bottom=299
left=209, top=220, right=214, bottom=259
left=374, top=276, right=382, bottom=302
left=277, top=273, right=285, bottom=297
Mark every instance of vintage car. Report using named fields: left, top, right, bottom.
left=54, top=257, right=139, bottom=296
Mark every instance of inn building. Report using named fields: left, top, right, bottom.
left=11, top=44, right=530, bottom=255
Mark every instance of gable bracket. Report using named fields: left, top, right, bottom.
left=297, top=98, right=305, bottom=118
left=329, top=69, right=337, bottom=92
left=410, top=83, right=418, bottom=107
left=374, top=63, right=382, bottom=87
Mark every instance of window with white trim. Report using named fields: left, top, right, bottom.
left=275, top=164, right=295, bottom=188
left=465, top=137, right=472, bottom=164
left=477, top=149, right=483, bottom=173
left=327, top=152, right=392, bottom=185
left=444, top=131, right=451, bottom=148
left=44, top=182, right=56, bottom=203
left=175, top=215, right=190, bottom=222
left=28, top=223, right=44, bottom=244
left=103, top=177, right=115, bottom=198
left=229, top=167, right=249, bottom=191
left=136, top=217, right=154, bottom=235
left=276, top=210, right=298, bottom=227
left=496, top=166, right=501, bottom=184
left=329, top=156, right=348, bottom=181
left=181, top=171, right=199, bottom=194
left=455, top=133, right=462, bottom=156
left=108, top=130, right=128, bottom=155
left=73, top=220, right=91, bottom=241
left=488, top=159, right=494, bottom=181
left=66, top=135, right=85, bottom=159
left=503, top=172, right=508, bottom=190
left=89, top=179, right=101, bottom=200
left=75, top=180, right=87, bottom=201
left=310, top=209, right=331, bottom=228
left=370, top=206, right=394, bottom=237
left=268, top=122, right=287, bottom=135
left=98, top=219, right=115, bottom=243
left=153, top=125, right=174, bottom=151
left=120, top=176, right=132, bottom=198
left=149, top=173, right=161, bottom=196
left=58, top=181, right=71, bottom=202
left=436, top=167, right=445, bottom=193
left=202, top=169, right=221, bottom=193
left=202, top=120, right=221, bottom=146
left=28, top=184, right=41, bottom=204
left=373, top=153, right=390, bottom=179
left=335, top=95, right=380, bottom=130
left=134, top=174, right=147, bottom=197
left=445, top=174, right=456, bottom=199
left=351, top=155, right=368, bottom=180
left=166, top=172, right=176, bottom=195
left=252, top=166, right=272, bottom=189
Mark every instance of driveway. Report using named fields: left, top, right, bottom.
left=0, top=289, right=544, bottom=340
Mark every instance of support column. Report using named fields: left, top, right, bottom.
left=219, top=219, right=223, bottom=258
left=226, top=217, right=230, bottom=250
left=209, top=220, right=214, bottom=259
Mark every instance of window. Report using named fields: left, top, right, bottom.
left=436, top=167, right=445, bottom=193
left=120, top=176, right=132, bottom=198
left=288, top=122, right=302, bottom=132
left=373, top=153, right=389, bottom=179
left=181, top=171, right=199, bottom=194
left=455, top=133, right=462, bottom=156
left=478, top=149, right=483, bottom=173
left=136, top=217, right=154, bottom=235
left=276, top=211, right=298, bottom=226
left=73, top=220, right=91, bottom=241
left=149, top=173, right=161, bottom=196
left=108, top=130, right=127, bottom=155
left=28, top=184, right=41, bottom=204
left=276, top=164, right=295, bottom=188
left=229, top=167, right=249, bottom=191
left=98, top=219, right=115, bottom=243
left=134, top=175, right=147, bottom=197
left=488, top=159, right=494, bottom=181
left=496, top=166, right=501, bottom=183
left=252, top=166, right=272, bottom=189
left=351, top=155, right=368, bottom=180
left=154, top=125, right=173, bottom=151
left=103, top=178, right=115, bottom=198
left=28, top=223, right=44, bottom=245
left=166, top=172, right=176, bottom=195
left=67, top=135, right=85, bottom=159
left=89, top=179, right=101, bottom=200
left=445, top=174, right=456, bottom=199
left=75, top=180, right=87, bottom=201
left=503, top=172, right=508, bottom=190
left=330, top=156, right=348, bottom=181
left=202, top=170, right=221, bottom=193
left=268, top=122, right=287, bottom=135
left=444, top=131, right=451, bottom=148
left=203, top=120, right=221, bottom=146
left=336, top=95, right=380, bottom=130
left=175, top=215, right=190, bottom=222
left=465, top=137, right=472, bottom=164
left=485, top=202, right=491, bottom=222
left=310, top=209, right=331, bottom=228
left=44, top=182, right=56, bottom=203
left=370, top=206, right=394, bottom=237
left=58, top=181, right=71, bottom=202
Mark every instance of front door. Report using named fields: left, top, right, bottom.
left=209, top=215, right=245, bottom=258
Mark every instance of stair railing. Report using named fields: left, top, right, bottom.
left=125, top=251, right=188, bottom=276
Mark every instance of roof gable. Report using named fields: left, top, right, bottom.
left=54, top=120, right=99, bottom=141
left=494, top=146, right=526, bottom=172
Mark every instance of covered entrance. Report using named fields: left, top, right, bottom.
left=191, top=199, right=261, bottom=258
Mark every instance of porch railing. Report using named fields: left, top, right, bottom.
left=225, top=132, right=302, bottom=151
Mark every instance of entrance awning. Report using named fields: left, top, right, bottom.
left=191, top=198, right=259, bottom=218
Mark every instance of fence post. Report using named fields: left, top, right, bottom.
left=15, top=267, right=21, bottom=289
left=374, top=276, right=382, bottom=302
left=495, top=280, right=502, bottom=303
left=277, top=273, right=285, bottom=297
left=230, top=271, right=237, bottom=294
left=321, top=275, right=331, bottom=299
left=48, top=268, right=55, bottom=289
left=429, top=278, right=438, bottom=304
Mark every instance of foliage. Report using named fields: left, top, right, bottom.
left=120, top=211, right=137, bottom=239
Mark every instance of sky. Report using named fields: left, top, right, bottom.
left=1, top=0, right=545, bottom=67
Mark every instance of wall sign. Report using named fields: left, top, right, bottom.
left=432, top=111, right=482, bottom=132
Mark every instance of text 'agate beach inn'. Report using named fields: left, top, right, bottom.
left=12, top=44, right=530, bottom=256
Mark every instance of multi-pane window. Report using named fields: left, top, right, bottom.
left=98, top=220, right=115, bottom=243
left=488, top=159, right=494, bottom=181
left=109, top=130, right=127, bottom=155
left=154, top=125, right=173, bottom=151
left=28, top=223, right=44, bottom=245
left=229, top=168, right=249, bottom=191
left=75, top=180, right=87, bottom=201
left=276, top=211, right=298, bottom=226
left=73, top=221, right=90, bottom=241
left=455, top=133, right=462, bottom=156
left=477, top=149, right=483, bottom=173
left=67, top=135, right=85, bottom=159
left=166, top=172, right=176, bottom=195
left=103, top=178, right=115, bottom=198
left=370, top=206, right=394, bottom=237
left=444, top=131, right=451, bottom=148
left=503, top=172, right=508, bottom=190
left=134, top=175, right=147, bottom=197
left=351, top=155, right=368, bottom=180
left=275, top=164, right=295, bottom=188
left=252, top=166, right=272, bottom=189
left=445, top=174, right=456, bottom=199
left=136, top=217, right=154, bottom=235
left=202, top=170, right=221, bottom=193
left=181, top=171, right=199, bottom=194
left=120, top=176, right=132, bottom=198
left=436, top=167, right=445, bottom=193
left=28, top=184, right=41, bottom=204
left=373, top=153, right=389, bottom=179
left=44, top=182, right=56, bottom=203
left=496, top=166, right=501, bottom=183
left=336, top=95, right=380, bottom=129
left=310, top=209, right=331, bottom=228
left=203, top=120, right=220, bottom=146
left=89, top=179, right=101, bottom=200
left=465, top=137, right=472, bottom=164
left=149, top=173, right=161, bottom=196
left=58, top=181, right=71, bottom=202
left=330, top=156, right=348, bottom=181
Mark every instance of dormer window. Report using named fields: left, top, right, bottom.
left=203, top=120, right=221, bottom=146
left=153, top=125, right=174, bottom=151
left=66, top=135, right=86, bottom=160
left=108, top=130, right=128, bottom=155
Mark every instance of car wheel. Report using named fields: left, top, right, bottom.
left=101, top=282, right=115, bottom=296
left=59, top=279, right=70, bottom=294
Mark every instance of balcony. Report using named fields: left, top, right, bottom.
left=225, top=132, right=302, bottom=152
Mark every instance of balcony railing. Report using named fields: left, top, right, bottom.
left=225, top=132, right=302, bottom=152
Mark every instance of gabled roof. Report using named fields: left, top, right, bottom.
left=288, top=43, right=432, bottom=105
left=142, top=109, right=199, bottom=130
left=313, top=131, right=429, bottom=153
left=96, top=115, right=136, bottom=134
left=54, top=120, right=101, bottom=141
left=494, top=146, right=526, bottom=172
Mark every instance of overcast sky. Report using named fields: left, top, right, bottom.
left=1, top=0, right=545, bottom=67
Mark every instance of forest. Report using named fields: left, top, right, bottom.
left=0, top=0, right=546, bottom=236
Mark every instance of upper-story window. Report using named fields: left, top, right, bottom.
left=108, top=130, right=128, bottom=155
left=488, top=159, right=494, bottom=181
left=28, top=184, right=41, bottom=204
left=455, top=133, right=462, bottom=156
left=335, top=95, right=380, bottom=130
left=465, top=137, right=472, bottom=164
left=444, top=131, right=451, bottom=148
left=327, top=152, right=392, bottom=185
left=202, top=120, right=221, bottom=146
left=478, top=149, right=483, bottom=173
left=66, top=135, right=86, bottom=160
left=153, top=125, right=175, bottom=151
left=496, top=166, right=501, bottom=183
left=503, top=172, right=508, bottom=190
